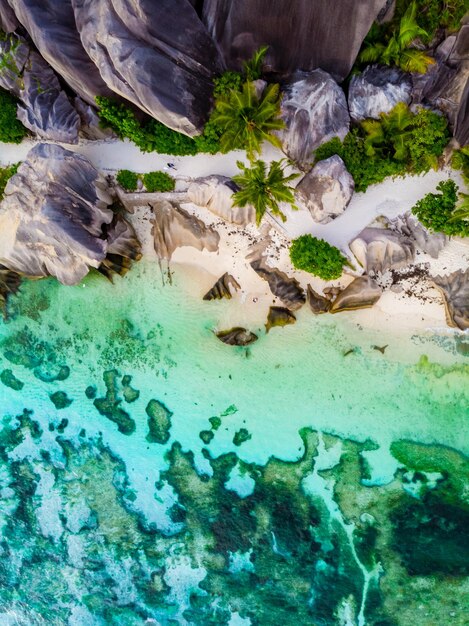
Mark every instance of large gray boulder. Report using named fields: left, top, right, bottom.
left=6, top=0, right=113, bottom=105
left=17, top=52, right=80, bottom=143
left=390, top=213, right=447, bottom=259
left=71, top=0, right=222, bottom=135
left=187, top=176, right=255, bottom=225
left=0, top=144, right=117, bottom=285
left=278, top=70, right=350, bottom=168
left=203, top=273, right=240, bottom=300
left=413, top=26, right=469, bottom=145
left=202, top=0, right=389, bottom=81
left=350, top=227, right=415, bottom=274
left=250, top=258, right=306, bottom=310
left=0, top=0, right=19, bottom=32
left=296, top=156, right=354, bottom=224
left=348, top=65, right=413, bottom=121
left=216, top=327, right=258, bottom=346
left=151, top=200, right=220, bottom=260
left=432, top=270, right=469, bottom=331
left=330, top=276, right=382, bottom=313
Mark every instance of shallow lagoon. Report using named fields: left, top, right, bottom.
left=0, top=261, right=467, bottom=625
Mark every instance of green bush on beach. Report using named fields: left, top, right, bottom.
left=142, top=171, right=175, bottom=193
left=116, top=169, right=139, bottom=191
left=412, top=180, right=469, bottom=237
left=289, top=235, right=348, bottom=280
left=0, top=163, right=19, bottom=200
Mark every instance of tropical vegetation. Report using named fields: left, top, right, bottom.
left=289, top=235, right=348, bottom=280
left=359, top=1, right=435, bottom=73
left=116, top=169, right=139, bottom=191
left=211, top=81, right=284, bottom=161
left=142, top=171, right=175, bottom=193
left=314, top=103, right=449, bottom=192
left=232, top=159, right=298, bottom=225
left=412, top=180, right=469, bottom=237
left=393, top=0, right=467, bottom=39
left=0, top=163, right=19, bottom=200
left=115, top=169, right=175, bottom=193
left=0, top=88, right=27, bottom=143
left=450, top=146, right=469, bottom=222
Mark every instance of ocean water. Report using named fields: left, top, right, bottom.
left=0, top=261, right=467, bottom=626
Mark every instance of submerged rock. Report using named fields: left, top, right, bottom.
left=146, top=399, right=173, bottom=444
left=330, top=277, right=382, bottom=313
left=296, top=156, right=354, bottom=224
left=72, top=0, right=222, bottom=134
left=93, top=369, right=136, bottom=435
left=188, top=176, right=255, bottom=225
left=202, top=0, right=388, bottom=81
left=265, top=306, right=296, bottom=332
left=307, top=285, right=331, bottom=314
left=432, top=270, right=469, bottom=330
left=278, top=70, right=350, bottom=168
left=0, top=143, right=120, bottom=285
left=350, top=227, right=415, bottom=274
left=250, top=258, right=305, bottom=310
left=151, top=200, right=220, bottom=261
left=348, top=65, right=413, bottom=121
left=216, top=327, right=258, bottom=346
left=203, top=273, right=241, bottom=300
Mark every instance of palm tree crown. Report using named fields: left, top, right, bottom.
left=211, top=82, right=285, bottom=162
left=359, top=1, right=434, bottom=73
left=232, top=159, right=299, bottom=225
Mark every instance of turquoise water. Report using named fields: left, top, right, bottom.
left=0, top=261, right=467, bottom=625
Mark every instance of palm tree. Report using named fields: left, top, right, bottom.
left=211, top=82, right=284, bottom=162
left=359, top=1, right=434, bottom=73
left=232, top=159, right=299, bottom=225
left=243, top=45, right=269, bottom=81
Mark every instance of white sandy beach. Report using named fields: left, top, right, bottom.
left=1, top=137, right=468, bottom=334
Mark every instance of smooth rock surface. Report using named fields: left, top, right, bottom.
left=348, top=65, right=413, bottom=121
left=151, top=200, right=220, bottom=261
left=296, top=156, right=354, bottom=224
left=6, top=0, right=113, bottom=104
left=350, top=227, right=415, bottom=274
left=0, top=144, right=115, bottom=285
left=330, top=277, right=382, bottom=313
left=250, top=258, right=305, bottom=310
left=203, top=273, right=240, bottom=300
left=188, top=176, right=255, bottom=225
left=72, top=0, right=222, bottom=135
left=202, top=0, right=388, bottom=81
left=307, top=285, right=331, bottom=314
left=216, top=327, right=258, bottom=346
left=0, top=0, right=19, bottom=32
left=278, top=70, right=350, bottom=168
left=432, top=270, right=469, bottom=330
left=17, top=52, right=80, bottom=143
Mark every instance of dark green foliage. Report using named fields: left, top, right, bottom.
left=412, top=180, right=469, bottom=236
left=116, top=169, right=139, bottom=191
left=232, top=159, right=299, bottom=225
left=394, top=0, right=467, bottom=37
left=0, top=89, right=26, bottom=143
left=96, top=96, right=198, bottom=156
left=452, top=146, right=469, bottom=185
left=315, top=105, right=449, bottom=192
left=0, top=162, right=18, bottom=199
left=213, top=71, right=243, bottom=99
left=142, top=171, right=175, bottom=193
left=290, top=235, right=347, bottom=280
left=391, top=493, right=469, bottom=575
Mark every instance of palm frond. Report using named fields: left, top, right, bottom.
left=398, top=48, right=435, bottom=74
left=358, top=42, right=386, bottom=64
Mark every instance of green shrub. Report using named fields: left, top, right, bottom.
left=289, top=235, right=347, bottom=280
left=394, top=0, right=467, bottom=37
left=116, top=169, right=139, bottom=191
left=213, top=72, right=243, bottom=99
left=315, top=106, right=449, bottom=192
left=412, top=180, right=469, bottom=237
left=0, top=89, right=27, bottom=143
left=142, top=171, right=175, bottom=193
left=0, top=163, right=19, bottom=199
left=452, top=146, right=469, bottom=185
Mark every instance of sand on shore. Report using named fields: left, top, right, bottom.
left=1, top=137, right=468, bottom=334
